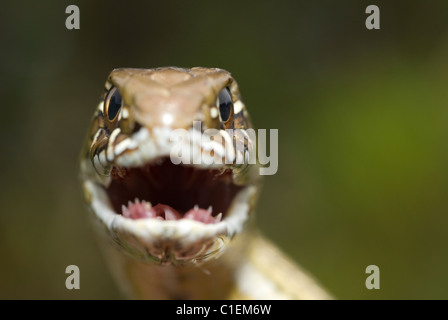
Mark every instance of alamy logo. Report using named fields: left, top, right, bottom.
left=65, top=265, right=80, bottom=290
left=65, top=5, right=80, bottom=30
left=365, top=5, right=380, bottom=30
left=365, top=265, right=380, bottom=290
left=169, top=121, right=278, bottom=175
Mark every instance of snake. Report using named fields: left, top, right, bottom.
left=80, top=67, right=331, bottom=299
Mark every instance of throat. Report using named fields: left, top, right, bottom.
left=105, top=157, right=242, bottom=223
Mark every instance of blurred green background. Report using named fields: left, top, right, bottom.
left=1, top=0, right=447, bottom=299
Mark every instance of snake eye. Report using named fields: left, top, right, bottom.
left=217, top=87, right=234, bottom=126
left=105, top=87, right=122, bottom=121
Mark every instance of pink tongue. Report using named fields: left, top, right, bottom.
left=122, top=202, right=221, bottom=224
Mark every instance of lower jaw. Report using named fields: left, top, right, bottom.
left=120, top=201, right=223, bottom=224
left=84, top=177, right=257, bottom=263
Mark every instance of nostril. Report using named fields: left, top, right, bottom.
left=131, top=122, right=142, bottom=134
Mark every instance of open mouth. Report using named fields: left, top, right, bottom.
left=105, top=157, right=242, bottom=224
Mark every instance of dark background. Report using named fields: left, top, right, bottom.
left=1, top=0, right=447, bottom=299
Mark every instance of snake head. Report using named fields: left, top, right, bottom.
left=80, top=67, right=260, bottom=265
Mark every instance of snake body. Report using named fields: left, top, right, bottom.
left=80, top=67, right=331, bottom=299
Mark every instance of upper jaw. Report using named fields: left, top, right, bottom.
left=93, top=125, right=241, bottom=176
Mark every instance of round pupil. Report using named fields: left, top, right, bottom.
left=218, top=87, right=233, bottom=121
left=107, top=88, right=122, bottom=121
